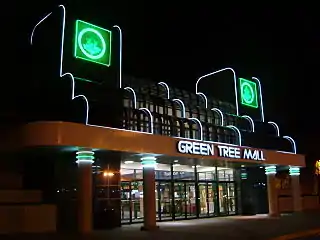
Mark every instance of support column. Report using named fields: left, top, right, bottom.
left=76, top=150, right=94, bottom=233
left=265, top=165, right=279, bottom=217
left=289, top=167, right=302, bottom=212
left=141, top=156, right=159, bottom=231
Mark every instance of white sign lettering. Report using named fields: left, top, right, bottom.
left=177, top=140, right=214, bottom=156
left=243, top=149, right=265, bottom=161
left=177, top=140, right=265, bottom=161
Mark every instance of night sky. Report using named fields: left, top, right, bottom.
left=5, top=2, right=320, bottom=162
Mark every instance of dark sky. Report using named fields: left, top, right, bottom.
left=5, top=2, right=320, bottom=160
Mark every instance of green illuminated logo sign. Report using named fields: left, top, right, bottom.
left=239, top=78, right=258, bottom=108
left=74, top=20, right=112, bottom=66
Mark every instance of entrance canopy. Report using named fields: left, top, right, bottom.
left=10, top=121, right=305, bottom=167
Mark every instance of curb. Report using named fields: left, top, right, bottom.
left=270, top=228, right=320, bottom=240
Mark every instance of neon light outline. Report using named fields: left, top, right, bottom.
left=242, top=115, right=255, bottom=132
left=139, top=107, right=154, bottom=134
left=188, top=117, right=203, bottom=141
left=158, top=82, right=170, bottom=99
left=196, top=67, right=239, bottom=115
left=283, top=136, right=297, bottom=154
left=211, top=108, right=224, bottom=126
left=124, top=87, right=137, bottom=109
left=226, top=125, right=242, bottom=146
left=113, top=25, right=122, bottom=88
left=31, top=5, right=298, bottom=157
left=268, top=121, right=280, bottom=137
left=196, top=92, right=208, bottom=108
left=172, top=99, right=186, bottom=118
left=30, top=12, right=52, bottom=45
left=58, top=5, right=90, bottom=124
left=252, top=77, right=265, bottom=122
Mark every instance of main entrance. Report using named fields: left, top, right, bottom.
left=120, top=171, right=237, bottom=224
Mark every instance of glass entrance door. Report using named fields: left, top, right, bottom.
left=173, top=182, right=185, bottom=219
left=185, top=182, right=196, bottom=218
left=157, top=181, right=172, bottom=220
left=218, top=182, right=236, bottom=215
left=173, top=182, right=197, bottom=219
left=199, top=182, right=218, bottom=217
left=120, top=182, right=131, bottom=223
left=131, top=181, right=144, bottom=222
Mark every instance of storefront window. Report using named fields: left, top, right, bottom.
left=197, top=166, right=216, bottom=181
left=217, top=168, right=234, bottom=181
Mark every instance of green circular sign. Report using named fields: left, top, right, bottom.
left=78, top=28, right=106, bottom=60
left=241, top=82, right=255, bottom=104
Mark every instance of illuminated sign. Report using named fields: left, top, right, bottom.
left=239, top=78, right=258, bottom=108
left=177, top=140, right=265, bottom=161
left=177, top=140, right=214, bottom=156
left=74, top=20, right=112, bottom=66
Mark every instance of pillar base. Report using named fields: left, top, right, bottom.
left=140, top=225, right=160, bottom=231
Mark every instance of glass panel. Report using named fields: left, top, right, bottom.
left=208, top=183, right=217, bottom=216
left=227, top=183, right=236, bottom=214
left=218, top=183, right=228, bottom=215
left=131, top=181, right=144, bottom=222
left=186, top=182, right=197, bottom=218
left=199, top=183, right=208, bottom=216
left=172, top=164, right=195, bottom=180
left=158, top=182, right=172, bottom=220
left=217, top=168, right=234, bottom=181
left=121, top=182, right=131, bottom=223
left=174, top=182, right=186, bottom=219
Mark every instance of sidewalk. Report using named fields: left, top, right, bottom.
left=2, top=212, right=320, bottom=239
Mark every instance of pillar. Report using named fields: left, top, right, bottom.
left=76, top=150, right=94, bottom=233
left=141, top=156, right=158, bottom=231
left=265, top=165, right=279, bottom=217
left=289, top=167, right=302, bottom=212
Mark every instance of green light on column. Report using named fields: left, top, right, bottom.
left=265, top=165, right=276, bottom=175
left=239, top=78, right=258, bottom=108
left=74, top=20, right=112, bottom=66
left=289, top=167, right=300, bottom=176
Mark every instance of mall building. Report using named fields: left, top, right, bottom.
left=1, top=73, right=305, bottom=233
left=0, top=7, right=304, bottom=233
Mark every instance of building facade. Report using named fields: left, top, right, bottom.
left=1, top=5, right=305, bottom=233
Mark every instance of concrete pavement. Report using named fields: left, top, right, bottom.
left=2, top=211, right=320, bottom=239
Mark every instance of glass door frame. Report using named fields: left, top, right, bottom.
left=172, top=180, right=198, bottom=220
left=198, top=181, right=219, bottom=218
left=156, top=180, right=173, bottom=221
left=120, top=181, right=132, bottom=224
left=217, top=181, right=237, bottom=216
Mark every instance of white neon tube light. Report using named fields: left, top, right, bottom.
left=113, top=25, right=123, bottom=89
left=211, top=108, right=224, bottom=126
left=172, top=99, right=186, bottom=118
left=158, top=82, right=170, bottom=99
left=283, top=136, right=297, bottom=154
left=31, top=5, right=298, bottom=156
left=188, top=117, right=203, bottom=141
left=267, top=121, right=280, bottom=137
left=30, top=12, right=52, bottom=45
left=252, top=77, right=265, bottom=122
left=196, top=92, right=208, bottom=108
left=226, top=125, right=242, bottom=146
left=31, top=5, right=89, bottom=124
left=124, top=87, right=137, bottom=109
left=139, top=108, right=154, bottom=134
left=242, top=115, right=255, bottom=132
left=196, top=67, right=239, bottom=115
